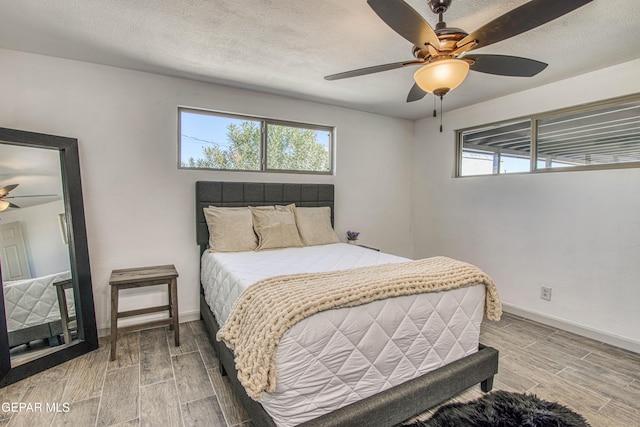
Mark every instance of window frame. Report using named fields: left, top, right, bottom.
left=456, top=119, right=533, bottom=177
left=178, top=107, right=334, bottom=175
left=456, top=93, right=640, bottom=177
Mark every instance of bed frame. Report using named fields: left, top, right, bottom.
left=196, top=181, right=499, bottom=426
left=8, top=321, right=66, bottom=348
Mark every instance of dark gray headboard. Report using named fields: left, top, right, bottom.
left=196, top=181, right=335, bottom=246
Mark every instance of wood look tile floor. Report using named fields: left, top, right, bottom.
left=1, top=313, right=638, bottom=426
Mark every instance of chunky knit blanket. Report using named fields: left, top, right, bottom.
left=216, top=256, right=502, bottom=400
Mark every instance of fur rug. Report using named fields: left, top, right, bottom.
left=408, top=391, right=590, bottom=427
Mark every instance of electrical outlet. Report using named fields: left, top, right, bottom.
left=540, top=286, right=552, bottom=301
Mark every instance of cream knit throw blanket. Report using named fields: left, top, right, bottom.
left=216, top=256, right=501, bottom=400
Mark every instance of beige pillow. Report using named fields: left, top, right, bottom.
left=294, top=206, right=339, bottom=246
left=203, top=207, right=257, bottom=252
left=251, top=204, right=304, bottom=250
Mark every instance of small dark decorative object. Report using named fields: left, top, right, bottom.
left=409, top=391, right=590, bottom=427
left=346, top=230, right=360, bottom=240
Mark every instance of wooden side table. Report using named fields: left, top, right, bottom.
left=109, top=264, right=179, bottom=361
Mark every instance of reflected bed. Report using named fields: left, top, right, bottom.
left=3, top=271, right=74, bottom=347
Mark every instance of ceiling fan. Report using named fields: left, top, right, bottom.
left=0, top=184, right=57, bottom=211
left=325, top=0, right=592, bottom=102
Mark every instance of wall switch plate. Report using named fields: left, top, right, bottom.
left=540, top=286, right=552, bottom=301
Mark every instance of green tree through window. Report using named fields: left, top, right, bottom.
left=185, top=120, right=261, bottom=170
left=267, top=125, right=329, bottom=172
left=180, top=109, right=332, bottom=173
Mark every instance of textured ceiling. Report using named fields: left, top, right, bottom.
left=0, top=0, right=639, bottom=120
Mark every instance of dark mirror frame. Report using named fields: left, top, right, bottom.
left=0, top=127, right=98, bottom=387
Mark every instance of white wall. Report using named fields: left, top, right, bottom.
left=0, top=48, right=415, bottom=330
left=1, top=200, right=70, bottom=277
left=413, top=59, right=640, bottom=351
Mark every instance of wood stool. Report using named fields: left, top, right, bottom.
left=109, top=264, right=179, bottom=361
left=53, top=278, right=75, bottom=345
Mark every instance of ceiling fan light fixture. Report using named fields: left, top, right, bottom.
left=413, top=58, right=470, bottom=96
left=0, top=200, right=9, bottom=211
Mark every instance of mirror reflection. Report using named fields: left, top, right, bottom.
left=0, top=143, right=77, bottom=366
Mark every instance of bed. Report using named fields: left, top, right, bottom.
left=196, top=181, right=499, bottom=427
left=3, top=271, right=75, bottom=347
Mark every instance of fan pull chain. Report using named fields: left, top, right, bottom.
left=433, top=94, right=437, bottom=117
left=439, top=96, right=443, bottom=133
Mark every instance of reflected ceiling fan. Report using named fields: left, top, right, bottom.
left=0, top=184, right=57, bottom=211
left=325, top=0, right=592, bottom=102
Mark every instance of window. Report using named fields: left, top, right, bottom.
left=179, top=108, right=333, bottom=174
left=536, top=99, right=640, bottom=169
left=457, top=95, right=640, bottom=176
left=459, top=120, right=531, bottom=176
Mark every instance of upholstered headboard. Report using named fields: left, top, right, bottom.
left=195, top=181, right=335, bottom=247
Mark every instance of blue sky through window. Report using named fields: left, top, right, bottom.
left=180, top=111, right=330, bottom=162
left=180, top=111, right=242, bottom=162
left=179, top=109, right=333, bottom=172
left=180, top=111, right=253, bottom=162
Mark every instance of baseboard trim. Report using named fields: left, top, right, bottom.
left=502, top=303, right=640, bottom=354
left=97, top=309, right=201, bottom=337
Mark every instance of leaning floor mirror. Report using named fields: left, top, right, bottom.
left=0, top=127, right=98, bottom=387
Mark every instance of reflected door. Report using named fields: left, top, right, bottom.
left=0, top=221, right=31, bottom=281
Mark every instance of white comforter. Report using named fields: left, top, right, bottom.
left=201, top=243, right=485, bottom=426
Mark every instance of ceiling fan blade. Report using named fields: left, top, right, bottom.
left=466, top=54, right=548, bottom=77
left=8, top=202, right=20, bottom=209
left=458, top=0, right=592, bottom=51
left=367, top=0, right=440, bottom=49
left=5, top=194, right=58, bottom=198
left=324, top=60, right=422, bottom=81
left=407, top=83, right=427, bottom=102
left=0, top=183, right=19, bottom=197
